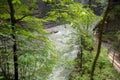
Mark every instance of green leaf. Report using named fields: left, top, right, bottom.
left=12, top=0, right=21, bottom=4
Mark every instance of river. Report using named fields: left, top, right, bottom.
left=46, top=24, right=79, bottom=80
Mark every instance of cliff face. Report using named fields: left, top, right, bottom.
left=103, top=0, right=120, bottom=51
left=37, top=0, right=51, bottom=17
left=36, top=0, right=106, bottom=17
left=104, top=0, right=120, bottom=30
left=21, top=0, right=106, bottom=17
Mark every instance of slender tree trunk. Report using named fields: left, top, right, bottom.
left=7, top=0, right=18, bottom=80
left=80, top=36, right=83, bottom=76
left=89, top=0, right=92, bottom=8
left=90, top=0, right=112, bottom=80
left=80, top=36, right=83, bottom=71
left=77, top=36, right=83, bottom=72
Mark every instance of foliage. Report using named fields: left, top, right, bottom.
left=0, top=0, right=57, bottom=80
left=0, top=0, right=120, bottom=80
left=69, top=47, right=120, bottom=80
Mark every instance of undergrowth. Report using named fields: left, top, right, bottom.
left=69, top=46, right=120, bottom=80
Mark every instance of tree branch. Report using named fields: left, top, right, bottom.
left=15, top=12, right=41, bottom=23
left=16, top=15, right=27, bottom=22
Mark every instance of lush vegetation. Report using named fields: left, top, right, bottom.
left=69, top=45, right=120, bottom=80
left=0, top=0, right=120, bottom=80
left=0, top=0, right=57, bottom=80
left=102, top=4, right=120, bottom=51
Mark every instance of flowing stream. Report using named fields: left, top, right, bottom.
left=47, top=24, right=79, bottom=80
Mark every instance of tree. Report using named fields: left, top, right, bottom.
left=7, top=0, right=19, bottom=79
left=90, top=0, right=112, bottom=80
left=0, top=0, right=57, bottom=80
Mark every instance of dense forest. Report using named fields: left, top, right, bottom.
left=0, top=0, right=120, bottom=80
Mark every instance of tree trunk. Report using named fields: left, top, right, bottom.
left=89, top=0, right=92, bottom=8
left=80, top=36, right=83, bottom=71
left=90, top=0, right=112, bottom=80
left=7, top=0, right=18, bottom=80
left=80, top=36, right=83, bottom=76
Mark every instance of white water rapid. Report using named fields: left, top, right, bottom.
left=47, top=24, right=79, bottom=80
